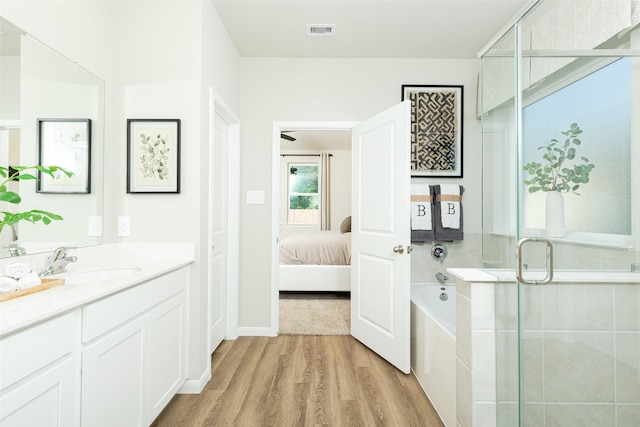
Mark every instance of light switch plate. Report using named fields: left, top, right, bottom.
left=246, top=190, right=265, bottom=204
left=117, top=216, right=131, bottom=237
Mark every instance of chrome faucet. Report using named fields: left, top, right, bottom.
left=40, top=247, right=77, bottom=277
left=1, top=244, right=26, bottom=257
left=436, top=272, right=449, bottom=283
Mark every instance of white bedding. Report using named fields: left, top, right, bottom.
left=279, top=232, right=351, bottom=265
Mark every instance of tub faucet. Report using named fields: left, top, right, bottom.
left=40, top=247, right=77, bottom=277
left=436, top=272, right=449, bottom=283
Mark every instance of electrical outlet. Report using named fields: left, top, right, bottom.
left=117, top=216, right=131, bottom=237
left=88, top=216, right=103, bottom=236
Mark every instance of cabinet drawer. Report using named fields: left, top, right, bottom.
left=82, top=268, right=187, bottom=342
left=0, top=312, right=77, bottom=391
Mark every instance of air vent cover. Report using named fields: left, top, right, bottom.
left=306, top=24, right=336, bottom=37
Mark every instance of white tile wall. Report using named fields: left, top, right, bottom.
left=455, top=273, right=640, bottom=427
left=411, top=233, right=482, bottom=285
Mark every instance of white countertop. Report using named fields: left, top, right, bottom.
left=0, top=243, right=195, bottom=337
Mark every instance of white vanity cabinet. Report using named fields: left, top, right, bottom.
left=0, top=312, right=81, bottom=427
left=81, top=267, right=188, bottom=427
left=0, top=243, right=194, bottom=427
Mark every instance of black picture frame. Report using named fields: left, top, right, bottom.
left=126, top=119, right=181, bottom=194
left=402, top=84, right=464, bottom=178
left=37, top=118, right=91, bottom=193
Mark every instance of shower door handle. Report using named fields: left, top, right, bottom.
left=515, top=237, right=554, bottom=285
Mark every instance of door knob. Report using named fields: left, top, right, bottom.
left=393, top=245, right=404, bottom=254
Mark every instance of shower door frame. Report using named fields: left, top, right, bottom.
left=481, top=16, right=640, bottom=427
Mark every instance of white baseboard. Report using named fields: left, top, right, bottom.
left=178, top=368, right=211, bottom=394
left=238, top=326, right=273, bottom=336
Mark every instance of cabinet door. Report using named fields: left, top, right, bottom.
left=147, top=292, right=187, bottom=421
left=81, top=317, right=146, bottom=427
left=0, top=357, right=79, bottom=427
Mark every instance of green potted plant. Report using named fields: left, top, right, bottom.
left=522, top=123, right=595, bottom=237
left=0, top=165, right=73, bottom=254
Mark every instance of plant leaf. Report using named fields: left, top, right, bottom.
left=30, top=209, right=64, bottom=220
left=15, top=173, right=38, bottom=181
left=0, top=191, right=21, bottom=204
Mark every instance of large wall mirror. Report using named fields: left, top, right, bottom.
left=0, top=17, right=104, bottom=258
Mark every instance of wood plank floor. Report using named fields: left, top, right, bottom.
left=152, top=335, right=444, bottom=427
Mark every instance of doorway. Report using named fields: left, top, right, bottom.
left=208, top=90, right=240, bottom=354
left=270, top=121, right=357, bottom=336
left=271, top=102, right=412, bottom=374
left=277, top=128, right=352, bottom=335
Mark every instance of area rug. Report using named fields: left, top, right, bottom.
left=279, top=297, right=350, bottom=335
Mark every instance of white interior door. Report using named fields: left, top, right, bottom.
left=209, top=108, right=229, bottom=353
left=351, top=100, right=412, bottom=374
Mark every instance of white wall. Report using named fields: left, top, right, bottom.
left=0, top=56, right=20, bottom=121
left=1, top=0, right=241, bottom=389
left=239, top=57, right=483, bottom=329
left=0, top=1, right=112, bottom=79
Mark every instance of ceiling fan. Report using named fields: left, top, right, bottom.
left=281, top=131, right=296, bottom=142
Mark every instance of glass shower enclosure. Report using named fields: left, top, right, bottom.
left=480, top=0, right=640, bottom=425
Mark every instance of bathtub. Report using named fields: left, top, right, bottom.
left=410, top=283, right=456, bottom=427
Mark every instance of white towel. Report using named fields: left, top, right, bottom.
left=439, top=184, right=461, bottom=229
left=5, top=261, right=32, bottom=279
left=411, top=183, right=432, bottom=230
left=0, top=276, right=19, bottom=293
left=17, top=272, right=41, bottom=289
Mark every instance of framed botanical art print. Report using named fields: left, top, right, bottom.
left=402, top=85, right=463, bottom=178
left=126, top=119, right=181, bottom=193
left=37, top=118, right=91, bottom=193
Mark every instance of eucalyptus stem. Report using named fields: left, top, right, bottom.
left=523, top=123, right=595, bottom=194
left=0, top=165, right=74, bottom=233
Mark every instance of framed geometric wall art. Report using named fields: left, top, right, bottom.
left=402, top=85, right=464, bottom=178
left=126, top=119, right=181, bottom=193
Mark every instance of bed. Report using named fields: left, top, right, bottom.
left=279, top=231, right=351, bottom=292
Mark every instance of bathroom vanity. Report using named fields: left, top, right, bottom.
left=0, top=243, right=195, bottom=427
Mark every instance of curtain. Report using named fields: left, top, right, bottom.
left=320, top=153, right=331, bottom=230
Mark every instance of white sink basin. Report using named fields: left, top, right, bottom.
left=58, top=267, right=141, bottom=284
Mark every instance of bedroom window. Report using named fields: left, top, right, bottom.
left=288, top=163, right=319, bottom=225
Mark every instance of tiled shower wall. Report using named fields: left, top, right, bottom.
left=410, top=233, right=482, bottom=284
left=492, top=280, right=640, bottom=426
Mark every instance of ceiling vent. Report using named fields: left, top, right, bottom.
left=306, top=24, right=336, bottom=37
